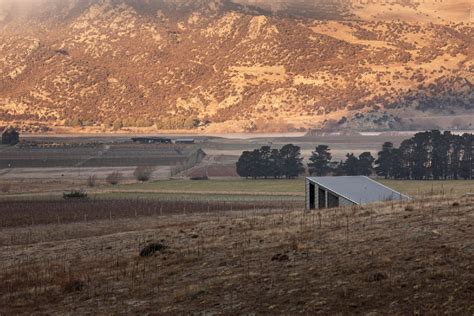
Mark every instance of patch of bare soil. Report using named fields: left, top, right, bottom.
left=0, top=195, right=473, bottom=314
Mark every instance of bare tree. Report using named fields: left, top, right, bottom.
left=87, top=175, right=97, bottom=187
left=106, top=171, right=123, bottom=185
left=0, top=183, right=11, bottom=193
left=133, top=166, right=155, bottom=182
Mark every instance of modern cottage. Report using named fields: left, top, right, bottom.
left=305, top=176, right=410, bottom=210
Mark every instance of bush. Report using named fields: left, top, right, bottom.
left=133, top=166, right=154, bottom=182
left=63, top=190, right=88, bottom=200
left=68, top=118, right=83, bottom=127
left=86, top=175, right=97, bottom=187
left=135, top=119, right=153, bottom=128
left=0, top=183, right=11, bottom=193
left=113, top=119, right=123, bottom=130
left=102, top=119, right=112, bottom=128
left=140, top=242, right=168, bottom=257
left=184, top=116, right=200, bottom=129
left=106, top=171, right=123, bottom=185
left=123, top=118, right=136, bottom=127
left=63, top=279, right=86, bottom=293
left=190, top=176, right=209, bottom=181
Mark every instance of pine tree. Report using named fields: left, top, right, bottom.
left=460, top=133, right=473, bottom=180
left=376, top=142, right=394, bottom=179
left=259, top=146, right=273, bottom=179
left=343, top=153, right=359, bottom=176
left=270, top=149, right=284, bottom=179
left=308, top=145, right=333, bottom=176
left=358, top=152, right=375, bottom=176
left=236, top=151, right=253, bottom=179
left=411, top=132, right=431, bottom=180
left=279, top=144, right=305, bottom=179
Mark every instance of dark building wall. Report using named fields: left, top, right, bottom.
left=306, top=178, right=356, bottom=210
left=328, top=192, right=339, bottom=208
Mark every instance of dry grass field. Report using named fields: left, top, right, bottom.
left=1, top=134, right=473, bottom=314
left=0, top=189, right=473, bottom=314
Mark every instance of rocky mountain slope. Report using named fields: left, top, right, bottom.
left=0, top=0, right=472, bottom=132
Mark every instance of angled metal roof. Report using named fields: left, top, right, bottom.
left=306, top=176, right=411, bottom=205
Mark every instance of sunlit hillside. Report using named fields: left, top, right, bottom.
left=0, top=0, right=472, bottom=132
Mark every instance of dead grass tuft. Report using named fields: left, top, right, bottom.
left=139, top=242, right=168, bottom=257
left=0, top=183, right=11, bottom=193
left=62, top=279, right=86, bottom=293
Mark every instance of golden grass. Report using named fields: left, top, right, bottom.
left=0, top=193, right=472, bottom=314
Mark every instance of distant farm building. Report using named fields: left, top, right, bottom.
left=175, top=139, right=195, bottom=145
left=306, top=176, right=410, bottom=210
left=132, top=137, right=172, bottom=144
left=1, top=127, right=19, bottom=145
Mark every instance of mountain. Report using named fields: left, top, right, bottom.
left=0, top=0, right=472, bottom=132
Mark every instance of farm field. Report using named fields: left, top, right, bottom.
left=1, top=132, right=473, bottom=314
left=0, top=191, right=472, bottom=314
left=6, top=131, right=470, bottom=191
left=0, top=143, right=202, bottom=168
left=114, top=179, right=474, bottom=197
left=2, top=177, right=474, bottom=202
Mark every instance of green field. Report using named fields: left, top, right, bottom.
left=2, top=178, right=473, bottom=202
left=106, top=178, right=474, bottom=198
left=117, top=179, right=303, bottom=194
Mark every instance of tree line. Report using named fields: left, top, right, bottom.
left=236, top=130, right=473, bottom=180
left=236, top=144, right=375, bottom=179
left=376, top=130, right=473, bottom=180
left=236, top=144, right=305, bottom=179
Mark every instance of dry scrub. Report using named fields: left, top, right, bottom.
left=0, top=194, right=472, bottom=314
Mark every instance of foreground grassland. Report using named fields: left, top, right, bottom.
left=0, top=193, right=472, bottom=314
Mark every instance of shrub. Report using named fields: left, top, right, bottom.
left=87, top=175, right=97, bottom=187
left=135, top=119, right=153, bottom=128
left=139, top=242, right=168, bottom=257
left=113, top=119, right=123, bottom=130
left=0, top=183, right=11, bottom=193
left=133, top=166, right=154, bottom=182
left=190, top=176, right=209, bottom=181
left=69, top=118, right=83, bottom=127
left=63, top=279, right=86, bottom=293
left=123, top=118, right=137, bottom=127
left=63, top=190, right=88, bottom=200
left=102, top=119, right=112, bottom=128
left=184, top=116, right=200, bottom=129
left=106, top=171, right=123, bottom=185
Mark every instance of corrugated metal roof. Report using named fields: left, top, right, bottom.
left=307, top=176, right=410, bottom=205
